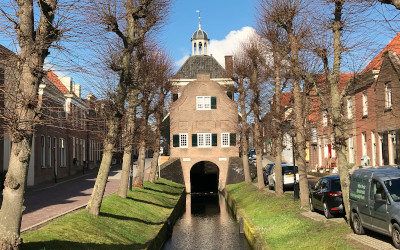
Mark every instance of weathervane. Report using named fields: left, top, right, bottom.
left=196, top=10, right=202, bottom=30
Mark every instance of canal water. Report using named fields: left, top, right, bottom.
left=162, top=193, right=251, bottom=250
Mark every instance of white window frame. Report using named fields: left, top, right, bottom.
left=385, top=83, right=392, bottom=109
left=179, top=133, right=188, bottom=148
left=347, top=98, right=353, bottom=119
left=221, top=133, right=230, bottom=147
left=198, top=133, right=212, bottom=148
left=41, top=135, right=46, bottom=168
left=362, top=92, right=368, bottom=116
left=322, top=111, right=328, bottom=127
left=196, top=96, right=211, bottom=110
left=60, top=138, right=66, bottom=167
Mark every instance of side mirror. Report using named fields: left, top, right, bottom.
left=374, top=193, right=385, bottom=203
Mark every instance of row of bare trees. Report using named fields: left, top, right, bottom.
left=0, top=0, right=172, bottom=248
left=234, top=0, right=400, bottom=221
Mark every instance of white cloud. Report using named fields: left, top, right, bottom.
left=209, top=26, right=257, bottom=68
left=175, top=26, right=257, bottom=69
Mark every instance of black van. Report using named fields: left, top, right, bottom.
left=349, top=167, right=400, bottom=248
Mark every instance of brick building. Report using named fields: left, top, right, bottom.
left=169, top=22, right=238, bottom=193
left=0, top=44, right=104, bottom=186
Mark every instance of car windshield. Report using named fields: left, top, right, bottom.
left=330, top=179, right=341, bottom=192
left=384, top=178, right=400, bottom=202
left=282, top=165, right=297, bottom=174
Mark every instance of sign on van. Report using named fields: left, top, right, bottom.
left=350, top=182, right=367, bottom=201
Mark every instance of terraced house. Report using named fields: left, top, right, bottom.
left=169, top=22, right=238, bottom=193
left=0, top=44, right=104, bottom=186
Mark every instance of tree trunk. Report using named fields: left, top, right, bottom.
left=86, top=117, right=120, bottom=215
left=149, top=149, right=160, bottom=182
left=0, top=139, right=32, bottom=249
left=273, top=48, right=284, bottom=196
left=238, top=78, right=251, bottom=183
left=118, top=144, right=132, bottom=198
left=133, top=141, right=146, bottom=188
left=288, top=29, right=310, bottom=209
left=254, top=120, right=265, bottom=189
left=330, top=0, right=351, bottom=221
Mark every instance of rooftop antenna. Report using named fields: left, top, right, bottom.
left=196, top=10, right=201, bottom=30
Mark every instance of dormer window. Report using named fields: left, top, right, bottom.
left=362, top=91, right=368, bottom=117
left=385, top=82, right=392, bottom=109
left=196, top=96, right=217, bottom=110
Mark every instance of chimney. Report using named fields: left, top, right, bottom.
left=73, top=84, right=81, bottom=98
left=60, top=76, right=73, bottom=92
left=225, top=55, right=233, bottom=78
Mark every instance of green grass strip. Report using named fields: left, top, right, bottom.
left=226, top=182, right=355, bottom=250
left=22, top=178, right=184, bottom=250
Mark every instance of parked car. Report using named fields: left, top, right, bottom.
left=268, top=164, right=298, bottom=190
left=248, top=149, right=256, bottom=161
left=263, top=162, right=288, bottom=185
left=309, top=175, right=344, bottom=219
left=263, top=163, right=274, bottom=185
left=349, top=167, right=400, bottom=249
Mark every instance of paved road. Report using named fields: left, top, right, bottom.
left=21, top=169, right=120, bottom=231
left=21, top=158, right=153, bottom=231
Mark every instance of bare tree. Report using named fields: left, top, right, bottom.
left=0, top=1, right=61, bottom=248
left=266, top=0, right=310, bottom=208
left=240, top=37, right=267, bottom=190
left=233, top=53, right=252, bottom=183
left=86, top=0, right=170, bottom=216
left=258, top=14, right=289, bottom=196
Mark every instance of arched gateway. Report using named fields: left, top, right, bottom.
left=190, top=161, right=219, bottom=193
left=168, top=21, right=239, bottom=193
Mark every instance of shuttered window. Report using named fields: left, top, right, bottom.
left=172, top=134, right=179, bottom=147
left=197, top=133, right=212, bottom=147
left=192, top=134, right=197, bottom=147
left=230, top=133, right=236, bottom=146
left=196, top=96, right=216, bottom=110
left=179, top=133, right=188, bottom=148
left=221, top=133, right=229, bottom=147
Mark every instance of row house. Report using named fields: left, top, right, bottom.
left=0, top=44, right=104, bottom=186
left=310, top=33, right=400, bottom=170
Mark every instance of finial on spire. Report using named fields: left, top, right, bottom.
left=196, top=10, right=201, bottom=30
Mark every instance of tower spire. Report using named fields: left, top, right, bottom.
left=196, top=10, right=201, bottom=30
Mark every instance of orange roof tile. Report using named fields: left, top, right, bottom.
left=363, top=33, right=400, bottom=73
left=46, top=71, right=68, bottom=94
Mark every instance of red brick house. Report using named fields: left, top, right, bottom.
left=0, top=44, right=104, bottom=186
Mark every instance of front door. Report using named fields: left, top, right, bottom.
left=370, top=179, right=390, bottom=234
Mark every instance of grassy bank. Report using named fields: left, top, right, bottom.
left=22, top=178, right=184, bottom=250
left=226, top=182, right=355, bottom=249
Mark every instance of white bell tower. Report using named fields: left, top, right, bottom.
left=191, top=11, right=209, bottom=56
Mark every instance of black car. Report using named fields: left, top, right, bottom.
left=309, top=175, right=344, bottom=218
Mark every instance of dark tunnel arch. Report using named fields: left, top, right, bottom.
left=190, top=161, right=219, bottom=193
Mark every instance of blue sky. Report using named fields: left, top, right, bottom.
left=158, top=0, right=256, bottom=64
left=0, top=1, right=399, bottom=96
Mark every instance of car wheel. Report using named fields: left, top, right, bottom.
left=309, top=198, right=315, bottom=212
left=392, top=223, right=400, bottom=249
left=351, top=212, right=365, bottom=235
left=323, top=202, right=333, bottom=219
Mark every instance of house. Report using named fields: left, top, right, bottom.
left=169, top=22, right=238, bottom=193
left=0, top=44, right=104, bottom=186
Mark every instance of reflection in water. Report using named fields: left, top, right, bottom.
left=162, top=194, right=250, bottom=250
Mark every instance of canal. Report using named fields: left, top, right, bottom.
left=162, top=193, right=251, bottom=250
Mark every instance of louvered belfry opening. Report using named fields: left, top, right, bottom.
left=190, top=161, right=219, bottom=194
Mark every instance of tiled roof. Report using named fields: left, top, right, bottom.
left=0, top=44, right=15, bottom=58
left=281, top=92, right=293, bottom=108
left=46, top=71, right=69, bottom=94
left=363, top=33, right=400, bottom=73
left=174, top=55, right=227, bottom=79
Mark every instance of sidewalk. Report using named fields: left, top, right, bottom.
left=21, top=168, right=121, bottom=231
left=21, top=159, right=153, bottom=231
